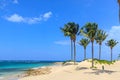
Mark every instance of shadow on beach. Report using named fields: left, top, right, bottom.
left=76, top=67, right=89, bottom=70
left=84, top=69, right=117, bottom=75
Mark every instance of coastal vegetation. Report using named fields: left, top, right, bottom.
left=61, top=22, right=118, bottom=68
left=94, top=59, right=116, bottom=70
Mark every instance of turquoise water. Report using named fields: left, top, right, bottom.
left=0, top=60, right=56, bottom=79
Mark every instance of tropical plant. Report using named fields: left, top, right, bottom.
left=61, top=25, right=73, bottom=61
left=61, top=22, right=79, bottom=65
left=95, top=29, right=108, bottom=60
left=80, top=22, right=98, bottom=67
left=78, top=38, right=90, bottom=60
left=94, top=59, right=115, bottom=70
left=106, top=39, right=118, bottom=62
left=69, top=22, right=79, bottom=65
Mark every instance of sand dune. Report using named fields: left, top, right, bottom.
left=19, top=60, right=120, bottom=80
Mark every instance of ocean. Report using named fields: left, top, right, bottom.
left=0, top=60, right=56, bottom=80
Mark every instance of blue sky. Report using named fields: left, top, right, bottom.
left=0, top=0, right=120, bottom=61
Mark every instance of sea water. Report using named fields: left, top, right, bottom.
left=0, top=60, right=56, bottom=80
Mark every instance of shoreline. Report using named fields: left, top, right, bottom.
left=19, top=60, right=120, bottom=80
left=0, top=62, right=60, bottom=80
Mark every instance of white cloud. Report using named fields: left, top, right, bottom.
left=108, top=26, right=120, bottom=42
left=5, top=14, right=24, bottom=22
left=4, top=12, right=52, bottom=24
left=54, top=40, right=70, bottom=45
left=43, top=12, right=52, bottom=20
left=13, top=0, right=18, bottom=4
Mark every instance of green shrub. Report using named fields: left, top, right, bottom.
left=62, top=60, right=74, bottom=65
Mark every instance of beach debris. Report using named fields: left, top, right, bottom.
left=23, top=67, right=51, bottom=77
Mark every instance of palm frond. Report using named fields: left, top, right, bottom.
left=106, top=39, right=118, bottom=49
left=95, top=29, right=108, bottom=45
left=78, top=38, right=90, bottom=48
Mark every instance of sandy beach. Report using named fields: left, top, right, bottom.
left=19, top=60, right=120, bottom=80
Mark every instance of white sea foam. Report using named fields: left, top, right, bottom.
left=32, top=66, right=46, bottom=69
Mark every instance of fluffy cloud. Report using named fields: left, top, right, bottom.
left=4, top=12, right=52, bottom=24
left=5, top=14, right=42, bottom=24
left=43, top=12, right=52, bottom=20
left=5, top=14, right=24, bottom=22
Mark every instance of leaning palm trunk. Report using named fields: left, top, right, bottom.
left=73, top=40, right=76, bottom=65
left=92, top=41, right=94, bottom=67
left=99, top=44, right=101, bottom=60
left=111, top=48, right=113, bottom=62
left=71, top=39, right=73, bottom=61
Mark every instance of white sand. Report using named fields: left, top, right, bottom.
left=19, top=60, right=120, bottom=80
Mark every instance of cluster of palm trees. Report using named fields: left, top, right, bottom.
left=61, top=22, right=118, bottom=67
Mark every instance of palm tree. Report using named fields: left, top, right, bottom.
left=60, top=24, right=73, bottom=61
left=95, top=30, right=108, bottom=60
left=118, top=0, right=120, bottom=22
left=106, top=39, right=118, bottom=62
left=61, top=22, right=79, bottom=64
left=68, top=22, right=79, bottom=65
left=80, top=22, right=98, bottom=67
left=78, top=38, right=90, bottom=60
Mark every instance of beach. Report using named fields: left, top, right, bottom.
left=19, top=60, right=120, bottom=80
left=0, top=0, right=119, bottom=80
left=0, top=61, right=55, bottom=80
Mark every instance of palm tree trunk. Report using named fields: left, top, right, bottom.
left=92, top=42, right=94, bottom=67
left=84, top=48, right=86, bottom=60
left=99, top=44, right=101, bottom=60
left=118, top=0, right=120, bottom=22
left=73, top=40, right=76, bottom=65
left=111, top=48, right=113, bottom=62
left=119, top=4, right=120, bottom=23
left=71, top=39, right=73, bottom=61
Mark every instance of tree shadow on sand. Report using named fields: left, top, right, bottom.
left=76, top=67, right=88, bottom=70
left=84, top=69, right=117, bottom=75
